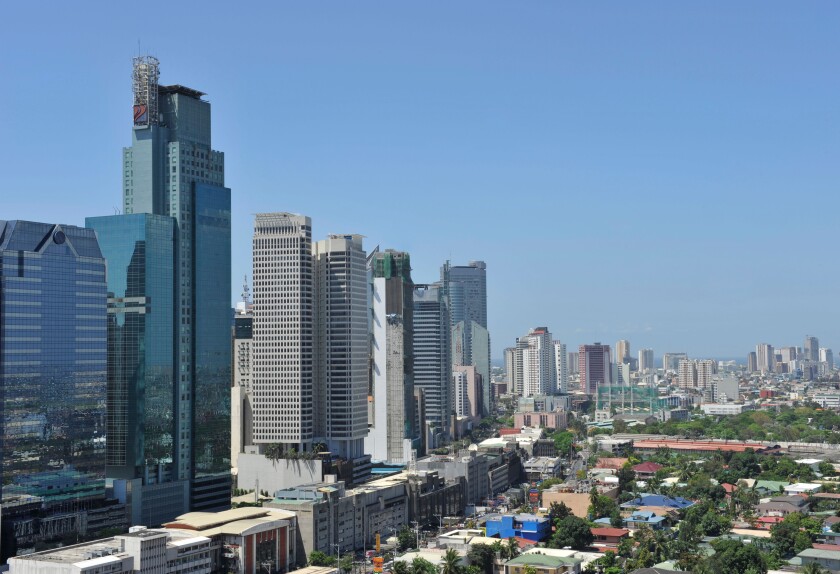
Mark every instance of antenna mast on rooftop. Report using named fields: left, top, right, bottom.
left=241, top=275, right=251, bottom=304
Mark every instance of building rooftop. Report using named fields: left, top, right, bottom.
left=164, top=507, right=291, bottom=531
left=506, top=553, right=581, bottom=567
left=158, top=84, right=206, bottom=98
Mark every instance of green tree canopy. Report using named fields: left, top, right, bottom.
left=549, top=515, right=594, bottom=550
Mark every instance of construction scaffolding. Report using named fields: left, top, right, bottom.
left=132, top=55, right=159, bottom=126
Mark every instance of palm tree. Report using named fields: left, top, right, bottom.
left=505, top=538, right=520, bottom=560
left=439, top=548, right=462, bottom=574
left=802, top=563, right=830, bottom=574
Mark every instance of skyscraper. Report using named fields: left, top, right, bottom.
left=87, top=213, right=187, bottom=525
left=516, top=328, right=555, bottom=397
left=230, top=295, right=253, bottom=473
left=442, top=261, right=490, bottom=416
left=504, top=347, right=519, bottom=395
left=820, top=348, right=834, bottom=370
left=805, top=336, right=820, bottom=362
left=121, top=56, right=232, bottom=511
left=747, top=351, right=757, bottom=373
left=366, top=250, right=415, bottom=464
left=413, top=283, right=451, bottom=439
left=252, top=213, right=314, bottom=453
left=579, top=343, right=612, bottom=395
left=756, top=343, right=775, bottom=374
left=638, top=348, right=654, bottom=373
left=313, top=235, right=369, bottom=459
left=0, top=221, right=117, bottom=557
left=616, top=340, right=630, bottom=364
left=553, top=341, right=568, bottom=394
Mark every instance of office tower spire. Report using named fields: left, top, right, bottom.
left=96, top=57, right=232, bottom=519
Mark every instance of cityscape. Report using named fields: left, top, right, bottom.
left=2, top=4, right=840, bottom=574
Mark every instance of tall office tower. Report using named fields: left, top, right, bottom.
left=121, top=57, right=232, bottom=511
left=805, top=336, right=820, bottom=362
left=579, top=343, right=612, bottom=395
left=638, top=348, right=654, bottom=373
left=0, top=221, right=114, bottom=558
left=567, top=351, right=580, bottom=375
left=365, top=250, right=415, bottom=464
left=779, top=347, right=797, bottom=364
left=516, top=328, right=555, bottom=397
left=756, top=343, right=775, bottom=374
left=312, top=235, right=368, bottom=459
left=252, top=213, right=314, bottom=453
left=616, top=340, right=631, bottom=364
left=553, top=341, right=568, bottom=394
left=504, top=347, right=518, bottom=394
left=413, top=283, right=451, bottom=438
left=230, top=296, right=253, bottom=474
left=820, top=348, right=834, bottom=370
left=453, top=366, right=481, bottom=421
left=87, top=213, right=188, bottom=525
left=662, top=352, right=688, bottom=372
left=442, top=261, right=490, bottom=416
left=747, top=352, right=758, bottom=373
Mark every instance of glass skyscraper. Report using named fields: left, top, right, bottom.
left=0, top=220, right=123, bottom=557
left=89, top=56, right=231, bottom=519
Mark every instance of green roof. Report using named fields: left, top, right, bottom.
left=754, top=480, right=788, bottom=492
left=797, top=548, right=840, bottom=560
left=506, top=554, right=580, bottom=567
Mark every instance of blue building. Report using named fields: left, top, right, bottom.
left=0, top=221, right=125, bottom=558
left=86, top=213, right=185, bottom=526
left=93, top=56, right=232, bottom=517
left=484, top=514, right=551, bottom=542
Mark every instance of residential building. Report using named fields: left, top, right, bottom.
left=662, top=353, right=687, bottom=372
left=504, top=552, right=582, bottom=574
left=517, top=328, right=555, bottom=397
left=413, top=283, right=451, bottom=438
left=121, top=57, right=232, bottom=511
left=567, top=352, right=579, bottom=375
left=616, top=340, right=630, bottom=364
left=579, top=344, right=612, bottom=395
left=504, top=347, right=518, bottom=394
left=87, top=213, right=190, bottom=526
left=366, top=250, right=415, bottom=464
left=553, top=341, right=568, bottom=394
left=453, top=366, right=482, bottom=422
left=0, top=221, right=125, bottom=559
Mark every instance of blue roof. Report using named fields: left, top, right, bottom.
left=620, top=494, right=694, bottom=509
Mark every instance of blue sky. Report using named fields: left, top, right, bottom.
left=1, top=2, right=838, bottom=359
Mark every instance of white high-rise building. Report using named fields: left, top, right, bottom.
left=820, top=348, right=834, bottom=370
left=756, top=343, right=775, bottom=374
left=518, top=328, right=555, bottom=397
left=252, top=213, right=314, bottom=452
left=678, top=359, right=696, bottom=389
left=313, top=235, right=369, bottom=459
left=638, top=348, right=654, bottom=373
left=553, top=340, right=568, bottom=394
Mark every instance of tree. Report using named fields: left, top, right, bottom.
left=398, top=526, right=418, bottom=551
left=706, top=539, right=767, bottom=574
left=466, top=544, right=496, bottom=574
left=339, top=553, right=354, bottom=573
left=549, top=515, right=594, bottom=550
left=439, top=548, right=462, bottom=574
left=548, top=501, right=572, bottom=523
left=309, top=551, right=333, bottom=566
left=801, top=563, right=830, bottom=574
left=616, top=463, right=636, bottom=494
left=410, top=558, right=437, bottom=574
left=393, top=562, right=409, bottom=574
left=504, top=538, right=520, bottom=560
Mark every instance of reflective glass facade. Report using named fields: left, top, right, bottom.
left=86, top=214, right=176, bottom=480
left=0, top=220, right=107, bottom=503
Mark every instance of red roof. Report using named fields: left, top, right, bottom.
left=513, top=537, right=539, bottom=549
left=812, top=544, right=840, bottom=552
left=757, top=516, right=784, bottom=523
left=632, top=462, right=663, bottom=473
left=633, top=439, right=767, bottom=453
left=499, top=428, right=520, bottom=436
left=722, top=483, right=738, bottom=493
left=591, top=527, right=630, bottom=538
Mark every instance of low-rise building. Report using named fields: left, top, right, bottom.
left=523, top=458, right=562, bottom=482
left=514, top=411, right=568, bottom=431
left=542, top=485, right=619, bottom=519
left=700, top=403, right=753, bottom=416
left=416, top=450, right=490, bottom=505
left=590, top=527, right=630, bottom=548
left=484, top=514, right=551, bottom=542
left=9, top=528, right=211, bottom=574
left=504, top=553, right=582, bottom=574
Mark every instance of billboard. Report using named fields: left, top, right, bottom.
left=133, top=104, right=148, bottom=126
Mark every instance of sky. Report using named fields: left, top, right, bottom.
left=1, top=2, right=838, bottom=360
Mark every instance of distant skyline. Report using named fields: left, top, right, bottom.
left=2, top=2, right=838, bottom=358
